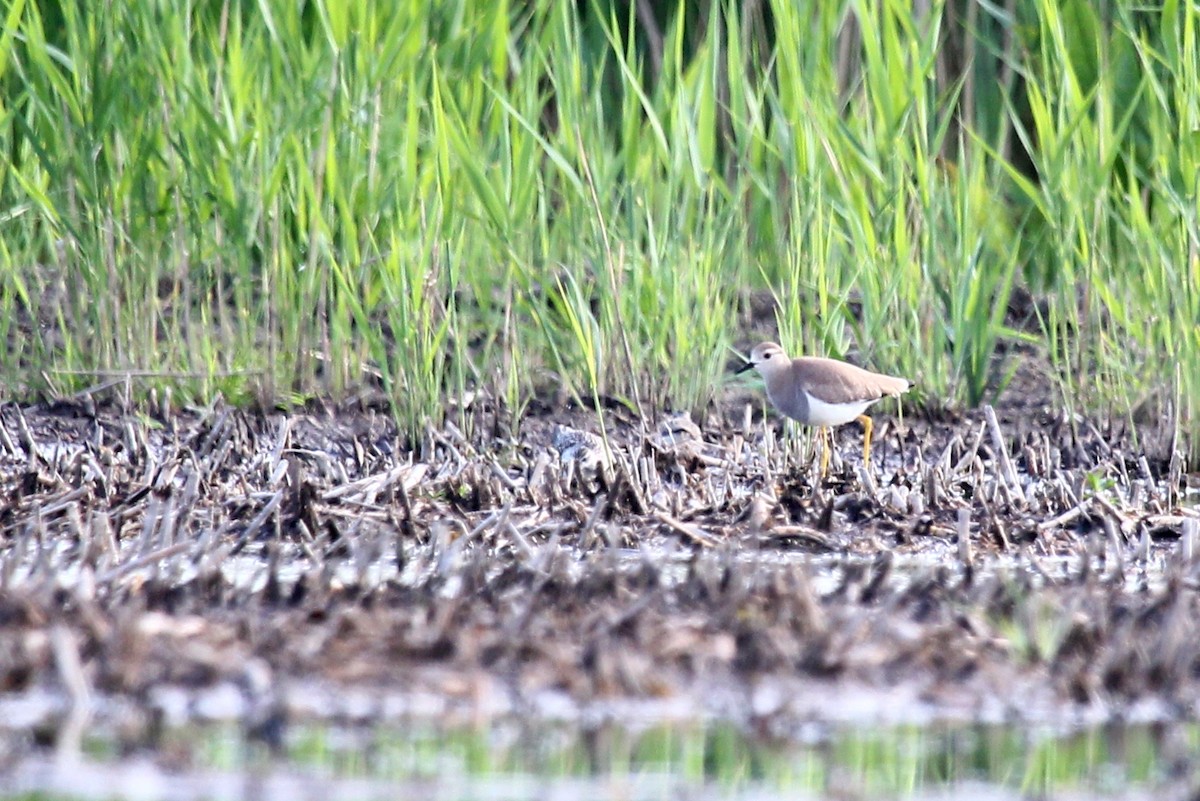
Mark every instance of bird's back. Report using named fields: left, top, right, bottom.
left=788, top=356, right=911, bottom=404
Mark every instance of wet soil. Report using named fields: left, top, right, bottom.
left=0, top=377, right=1198, bottom=770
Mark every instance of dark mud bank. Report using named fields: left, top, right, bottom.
left=0, top=396, right=1197, bottom=749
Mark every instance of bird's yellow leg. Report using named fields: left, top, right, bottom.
left=818, top=426, right=831, bottom=477
left=856, top=414, right=874, bottom=467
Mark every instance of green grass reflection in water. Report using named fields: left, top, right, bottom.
left=69, top=719, right=1187, bottom=800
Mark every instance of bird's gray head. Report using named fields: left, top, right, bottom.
left=735, top=342, right=789, bottom=377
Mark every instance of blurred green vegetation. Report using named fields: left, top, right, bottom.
left=0, top=0, right=1196, bottom=457
left=61, top=718, right=1182, bottom=798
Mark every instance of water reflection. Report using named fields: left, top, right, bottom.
left=1, top=719, right=1189, bottom=801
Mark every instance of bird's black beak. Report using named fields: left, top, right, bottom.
left=735, top=359, right=754, bottom=375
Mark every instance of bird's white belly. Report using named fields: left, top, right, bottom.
left=804, top=393, right=873, bottom=426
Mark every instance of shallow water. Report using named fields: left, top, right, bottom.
left=1, top=718, right=1190, bottom=801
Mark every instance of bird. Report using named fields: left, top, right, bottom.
left=736, top=341, right=912, bottom=475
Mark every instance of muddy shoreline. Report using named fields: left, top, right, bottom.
left=0, top=391, right=1197, bottom=765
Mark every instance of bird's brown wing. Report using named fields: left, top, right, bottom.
left=793, top=357, right=910, bottom=404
